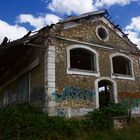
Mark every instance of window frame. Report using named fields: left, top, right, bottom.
left=110, top=53, right=135, bottom=80
left=67, top=44, right=100, bottom=77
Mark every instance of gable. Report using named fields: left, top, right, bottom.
left=57, top=16, right=138, bottom=53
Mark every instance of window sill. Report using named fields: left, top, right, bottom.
left=111, top=73, right=135, bottom=80
left=67, top=68, right=100, bottom=77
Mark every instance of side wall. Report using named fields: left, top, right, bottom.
left=0, top=47, right=45, bottom=107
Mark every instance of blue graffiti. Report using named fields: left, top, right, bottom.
left=58, top=109, right=66, bottom=116
left=52, top=86, right=95, bottom=101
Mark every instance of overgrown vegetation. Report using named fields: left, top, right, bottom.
left=86, top=103, right=128, bottom=130
left=0, top=103, right=139, bottom=140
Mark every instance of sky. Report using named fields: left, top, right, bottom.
left=0, top=0, right=140, bottom=48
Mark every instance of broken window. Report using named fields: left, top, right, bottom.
left=70, top=48, right=96, bottom=71
left=112, top=56, right=131, bottom=75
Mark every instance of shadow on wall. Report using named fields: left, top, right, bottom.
left=30, top=86, right=46, bottom=107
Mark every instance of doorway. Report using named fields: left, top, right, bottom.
left=98, top=80, right=114, bottom=107
left=95, top=77, right=118, bottom=108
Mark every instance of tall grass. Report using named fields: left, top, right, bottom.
left=0, top=104, right=139, bottom=140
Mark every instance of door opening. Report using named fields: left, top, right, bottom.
left=98, top=80, right=114, bottom=107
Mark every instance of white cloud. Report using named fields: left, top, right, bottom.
left=125, top=16, right=140, bottom=31
left=47, top=0, right=139, bottom=15
left=47, top=0, right=140, bottom=48
left=125, top=16, right=140, bottom=48
left=48, top=0, right=95, bottom=15
left=94, top=0, right=131, bottom=8
left=17, top=14, right=60, bottom=30
left=1, top=0, right=140, bottom=45
left=126, top=30, right=140, bottom=48
left=0, top=13, right=60, bottom=44
left=0, top=20, right=28, bottom=43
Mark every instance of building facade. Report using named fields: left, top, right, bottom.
left=0, top=10, right=140, bottom=117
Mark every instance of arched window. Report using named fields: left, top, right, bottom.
left=110, top=53, right=134, bottom=80
left=70, top=48, right=96, bottom=71
left=67, top=45, right=100, bottom=76
left=112, top=56, right=131, bottom=75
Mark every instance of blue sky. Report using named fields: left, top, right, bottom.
left=0, top=0, right=140, bottom=48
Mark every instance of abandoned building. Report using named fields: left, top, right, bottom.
left=0, top=10, right=140, bottom=117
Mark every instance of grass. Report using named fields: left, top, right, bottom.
left=77, top=125, right=140, bottom=140
left=0, top=104, right=140, bottom=140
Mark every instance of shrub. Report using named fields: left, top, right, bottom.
left=0, top=103, right=130, bottom=139
left=87, top=103, right=128, bottom=130
left=0, top=104, right=82, bottom=140
left=0, top=104, right=49, bottom=139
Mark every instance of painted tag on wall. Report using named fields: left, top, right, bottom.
left=52, top=86, right=95, bottom=101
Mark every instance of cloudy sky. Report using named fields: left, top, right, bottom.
left=0, top=0, right=140, bottom=48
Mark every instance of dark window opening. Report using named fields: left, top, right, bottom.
left=112, top=56, right=131, bottom=75
left=70, top=48, right=96, bottom=71
left=98, top=27, right=107, bottom=40
left=99, top=80, right=114, bottom=107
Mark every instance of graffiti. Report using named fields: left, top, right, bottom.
left=119, top=92, right=140, bottom=99
left=52, top=86, right=95, bottom=101
left=121, top=98, right=140, bottom=109
left=131, top=107, right=140, bottom=114
left=57, top=107, right=94, bottom=117
left=119, top=92, right=140, bottom=109
left=58, top=108, right=66, bottom=116
left=57, top=100, right=96, bottom=108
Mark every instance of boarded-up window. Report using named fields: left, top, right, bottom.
left=70, top=48, right=96, bottom=71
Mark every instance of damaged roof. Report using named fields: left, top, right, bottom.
left=0, top=10, right=139, bottom=69
left=59, top=10, right=108, bottom=23
left=0, top=10, right=139, bottom=85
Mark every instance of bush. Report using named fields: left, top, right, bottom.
left=0, top=103, right=130, bottom=139
left=0, top=104, right=49, bottom=140
left=87, top=103, right=128, bottom=130
left=0, top=104, right=82, bottom=140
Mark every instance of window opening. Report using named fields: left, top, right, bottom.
left=70, top=48, right=96, bottom=71
left=97, top=27, right=108, bottom=40
left=112, top=56, right=131, bottom=75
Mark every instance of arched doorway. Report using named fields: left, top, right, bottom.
left=98, top=80, right=114, bottom=107
left=95, top=77, right=118, bottom=108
